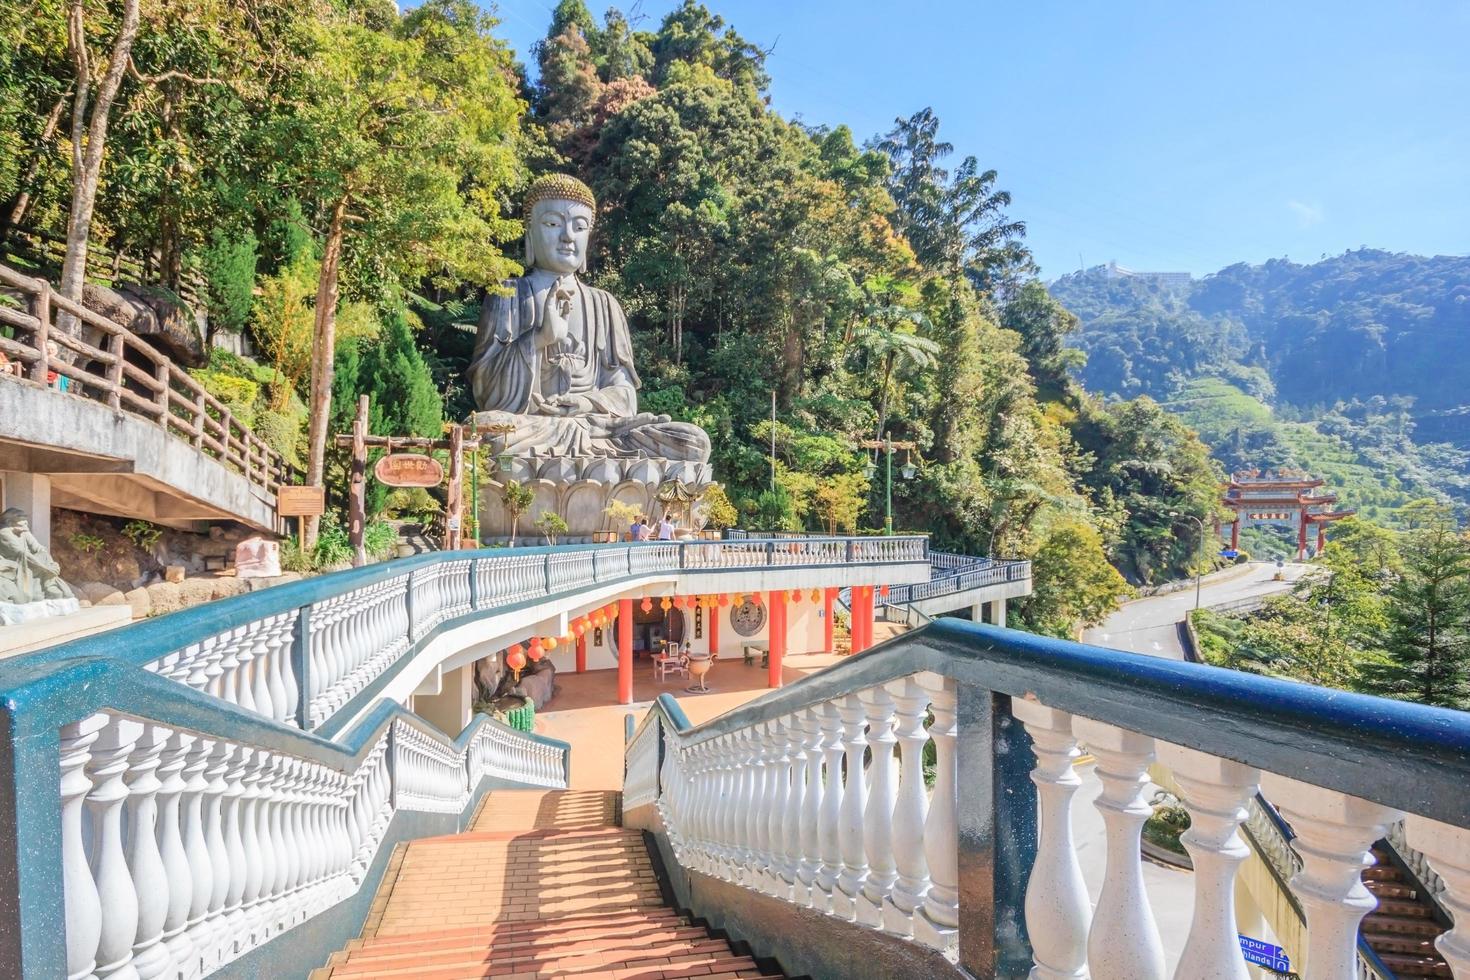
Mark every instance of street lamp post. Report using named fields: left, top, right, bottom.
left=860, top=432, right=917, bottom=535
left=1170, top=511, right=1208, bottom=610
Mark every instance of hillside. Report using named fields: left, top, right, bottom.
left=1051, top=252, right=1470, bottom=519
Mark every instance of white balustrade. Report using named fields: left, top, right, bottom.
left=57, top=707, right=565, bottom=980
left=884, top=677, right=931, bottom=937
left=1405, top=816, right=1470, bottom=976
left=913, top=673, right=958, bottom=951
left=833, top=694, right=869, bottom=919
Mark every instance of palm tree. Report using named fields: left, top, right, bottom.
left=852, top=281, right=939, bottom=441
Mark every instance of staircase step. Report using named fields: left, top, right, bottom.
left=1363, top=932, right=1441, bottom=955
left=1376, top=951, right=1452, bottom=978
left=340, top=923, right=718, bottom=969
left=1364, top=865, right=1404, bottom=882
left=1366, top=880, right=1417, bottom=900
left=1373, top=898, right=1436, bottom=918
left=1363, top=914, right=1442, bottom=937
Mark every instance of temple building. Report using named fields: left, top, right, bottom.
left=1220, top=469, right=1355, bottom=559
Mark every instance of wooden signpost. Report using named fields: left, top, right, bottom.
left=334, top=396, right=512, bottom=566
left=277, top=485, right=325, bottom=547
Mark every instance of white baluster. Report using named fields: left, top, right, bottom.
left=1157, top=742, right=1259, bottom=980
left=914, top=673, right=958, bottom=950
left=157, top=731, right=198, bottom=975
left=1260, top=774, right=1402, bottom=980
left=797, top=708, right=824, bottom=906
left=857, top=684, right=898, bottom=928
left=772, top=715, right=799, bottom=900
left=1405, top=815, right=1470, bottom=976
left=248, top=626, right=273, bottom=720
left=744, top=728, right=766, bottom=887
left=195, top=741, right=230, bottom=970
left=718, top=736, right=739, bottom=879
left=125, top=724, right=173, bottom=979
left=834, top=693, right=869, bottom=919
left=883, top=677, right=930, bottom=936
left=759, top=721, right=784, bottom=895
left=815, top=700, right=845, bottom=911
left=62, top=715, right=107, bottom=980
left=219, top=747, right=250, bottom=946
left=1011, top=701, right=1090, bottom=980
left=1075, top=718, right=1164, bottom=980
left=88, top=715, right=143, bottom=980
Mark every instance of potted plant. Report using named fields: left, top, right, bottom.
left=501, top=480, right=534, bottom=547
left=600, top=499, right=641, bottom=543
left=534, top=510, right=569, bottom=546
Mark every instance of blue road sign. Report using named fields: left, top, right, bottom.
left=1219, top=549, right=1240, bottom=559
left=1239, top=935, right=1290, bottom=973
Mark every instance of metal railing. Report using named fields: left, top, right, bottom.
left=0, top=263, right=295, bottom=496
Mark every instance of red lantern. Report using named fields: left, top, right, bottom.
left=880, top=584, right=891, bottom=597
left=573, top=621, right=586, bottom=636
left=751, top=591, right=763, bottom=606
left=528, top=637, right=544, bottom=662
left=673, top=595, right=686, bottom=609
left=641, top=596, right=653, bottom=613
left=718, top=593, right=731, bottom=607
left=790, top=589, right=803, bottom=603
left=593, top=612, right=606, bottom=627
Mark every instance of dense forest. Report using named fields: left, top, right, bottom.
left=2, top=0, right=1240, bottom=633
left=1051, top=252, right=1470, bottom=524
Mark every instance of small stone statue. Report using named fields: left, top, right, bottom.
left=467, top=174, right=711, bottom=462
left=0, top=507, right=75, bottom=604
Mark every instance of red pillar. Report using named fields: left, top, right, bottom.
left=575, top=632, right=587, bottom=674
left=823, top=587, right=836, bottom=653
left=852, top=586, right=872, bottom=654
left=707, top=601, right=720, bottom=658
left=617, top=598, right=633, bottom=705
left=1230, top=519, right=1240, bottom=551
left=768, top=590, right=786, bottom=688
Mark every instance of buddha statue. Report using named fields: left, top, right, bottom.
left=0, top=508, right=74, bottom=604
left=467, top=174, right=711, bottom=462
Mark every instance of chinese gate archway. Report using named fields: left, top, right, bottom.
left=1220, top=469, right=1354, bottom=561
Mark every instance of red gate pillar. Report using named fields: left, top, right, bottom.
left=708, top=600, right=720, bottom=658
left=1231, top=518, right=1240, bottom=551
left=617, top=598, right=633, bottom=705
left=853, top=586, right=873, bottom=654
left=575, top=632, right=587, bottom=674
left=823, top=587, right=836, bottom=653
left=768, top=590, right=786, bottom=688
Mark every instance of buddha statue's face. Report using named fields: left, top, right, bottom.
left=528, top=199, right=594, bottom=276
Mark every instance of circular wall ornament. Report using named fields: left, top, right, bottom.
left=729, top=599, right=767, bottom=637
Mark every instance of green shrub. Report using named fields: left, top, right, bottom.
left=281, top=537, right=312, bottom=573
left=1142, top=791, right=1191, bottom=856
left=312, top=512, right=353, bottom=568
left=256, top=409, right=302, bottom=466
left=192, top=369, right=260, bottom=427
left=364, top=520, right=397, bottom=560
left=534, top=511, right=569, bottom=544
left=70, top=532, right=106, bottom=555
left=197, top=228, right=258, bottom=335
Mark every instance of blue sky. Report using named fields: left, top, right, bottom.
left=488, top=1, right=1470, bottom=278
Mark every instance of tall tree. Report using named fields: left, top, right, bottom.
left=1372, top=515, right=1470, bottom=708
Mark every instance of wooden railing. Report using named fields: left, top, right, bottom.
left=0, top=263, right=294, bottom=496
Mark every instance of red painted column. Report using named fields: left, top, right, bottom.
left=575, top=632, right=587, bottom=674
left=823, top=587, right=836, bottom=653
left=850, top=586, right=868, bottom=654
left=863, top=586, right=875, bottom=651
left=617, top=598, right=633, bottom=705
left=708, top=600, right=720, bottom=658
left=768, top=590, right=786, bottom=688
left=1231, top=519, right=1240, bottom=551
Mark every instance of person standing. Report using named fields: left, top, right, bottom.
left=635, top=518, right=651, bottom=541
left=657, top=513, right=675, bottom=540
left=629, top=516, right=641, bottom=541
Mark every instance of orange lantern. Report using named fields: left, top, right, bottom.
left=528, top=637, right=544, bottom=662
left=751, top=591, right=763, bottom=606
left=810, top=588, right=821, bottom=603
left=544, top=635, right=559, bottom=651
left=660, top=596, right=672, bottom=612
left=718, top=593, right=731, bottom=607
left=505, top=646, right=527, bottom=680
left=672, top=595, right=686, bottom=609
left=593, top=611, right=606, bottom=627
left=641, top=596, right=653, bottom=613
left=573, top=620, right=586, bottom=636
left=880, top=584, right=891, bottom=597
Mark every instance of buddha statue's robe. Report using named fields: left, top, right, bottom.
left=467, top=276, right=711, bottom=461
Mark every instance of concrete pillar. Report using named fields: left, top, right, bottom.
left=1, top=472, right=51, bottom=549
left=768, top=590, right=786, bottom=689
left=414, top=663, right=473, bottom=736
left=988, top=598, right=1007, bottom=629
left=575, top=632, right=586, bottom=674
left=617, top=598, right=633, bottom=705
left=823, top=587, right=836, bottom=653
left=971, top=602, right=985, bottom=623
left=708, top=600, right=720, bottom=658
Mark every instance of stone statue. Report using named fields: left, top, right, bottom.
left=0, top=508, right=75, bottom=603
left=467, top=174, right=711, bottom=462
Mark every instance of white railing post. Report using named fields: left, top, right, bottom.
left=883, top=677, right=930, bottom=937
left=1405, top=816, right=1470, bottom=976
left=124, top=724, right=173, bottom=979
left=834, top=693, right=869, bottom=919
left=1157, top=742, right=1259, bottom=980
left=1074, top=718, right=1165, bottom=980
left=815, top=700, right=845, bottom=912
left=1260, top=774, right=1402, bottom=980
left=857, top=684, right=898, bottom=928
left=765, top=718, right=792, bottom=898
left=797, top=708, right=824, bottom=907
left=914, top=673, right=958, bottom=951
left=1011, top=701, right=1090, bottom=980
left=780, top=714, right=805, bottom=902
left=88, top=714, right=143, bottom=980
left=62, top=715, right=106, bottom=980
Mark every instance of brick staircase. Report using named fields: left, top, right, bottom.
left=312, top=790, right=789, bottom=980
left=1361, top=844, right=1451, bottom=978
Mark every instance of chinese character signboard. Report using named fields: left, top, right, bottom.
left=374, top=453, right=444, bottom=488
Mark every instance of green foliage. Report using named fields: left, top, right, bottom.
left=502, top=481, right=535, bottom=546
left=1143, top=792, right=1191, bottom=857
left=69, top=532, right=106, bottom=556
left=698, top=484, right=738, bottom=530
left=364, top=520, right=398, bottom=561
left=192, top=370, right=261, bottom=427
left=534, top=511, right=569, bottom=544
left=121, top=521, right=163, bottom=552
left=1018, top=518, right=1133, bottom=637
left=197, top=229, right=258, bottom=335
